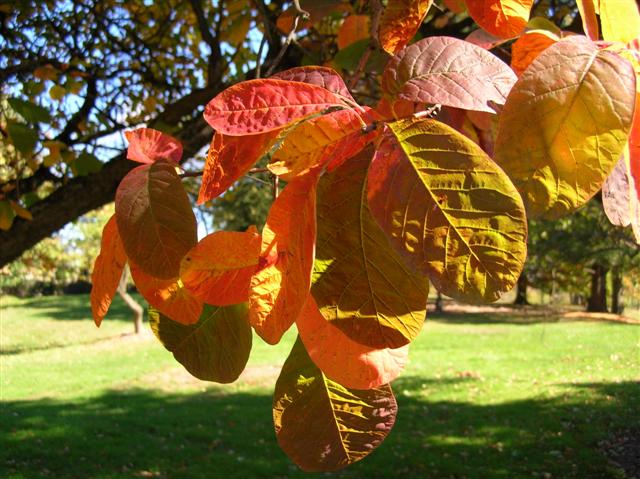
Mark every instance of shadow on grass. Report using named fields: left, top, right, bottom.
left=2, top=380, right=638, bottom=479
left=1, top=332, right=140, bottom=356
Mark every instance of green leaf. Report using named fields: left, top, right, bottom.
left=367, top=118, right=528, bottom=304
left=115, top=160, right=197, bottom=279
left=7, top=122, right=38, bottom=154
left=334, top=39, right=386, bottom=72
left=149, top=303, right=252, bottom=383
left=72, top=151, right=103, bottom=176
left=312, top=146, right=429, bottom=349
left=494, top=36, right=637, bottom=219
left=273, top=338, right=397, bottom=472
left=8, top=97, right=51, bottom=123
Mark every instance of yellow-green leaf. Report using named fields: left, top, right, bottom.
left=494, top=36, right=636, bottom=219
left=599, top=0, right=640, bottom=43
left=312, top=147, right=429, bottom=349
left=149, top=303, right=252, bottom=383
left=273, top=338, right=397, bottom=472
left=0, top=200, right=16, bottom=230
left=368, top=118, right=527, bottom=303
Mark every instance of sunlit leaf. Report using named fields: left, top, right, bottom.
left=180, top=228, right=261, bottom=306
left=494, top=37, right=637, bottom=219
left=125, top=128, right=183, bottom=164
left=602, top=157, right=632, bottom=227
left=130, top=265, right=203, bottom=325
left=90, top=215, right=127, bottom=326
left=337, top=15, right=370, bottom=50
left=272, top=66, right=355, bottom=101
left=599, top=0, right=640, bottom=43
left=297, top=295, right=409, bottom=389
left=115, top=160, right=197, bottom=279
left=204, top=79, right=346, bottom=135
left=510, top=30, right=559, bottom=76
left=368, top=119, right=527, bottom=303
left=378, top=0, right=433, bottom=55
left=273, top=338, right=397, bottom=472
left=575, top=0, right=599, bottom=41
left=381, top=36, right=517, bottom=114
left=197, top=130, right=278, bottom=204
left=465, top=0, right=534, bottom=38
left=149, top=303, right=251, bottom=383
left=312, top=147, right=429, bottom=349
left=249, top=173, right=318, bottom=344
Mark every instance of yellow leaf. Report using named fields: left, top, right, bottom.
left=599, top=0, right=640, bottom=43
left=49, top=84, right=66, bottom=101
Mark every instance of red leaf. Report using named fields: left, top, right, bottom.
left=272, top=66, right=355, bottom=101
left=130, top=264, right=203, bottom=325
left=180, top=227, right=262, bottom=306
left=381, top=36, right=517, bottom=114
left=125, top=128, right=183, bottom=164
left=204, top=79, right=346, bottom=135
left=197, top=130, right=279, bottom=204
left=379, top=0, right=433, bottom=55
left=115, top=160, right=197, bottom=279
left=465, top=0, right=534, bottom=39
left=297, top=296, right=409, bottom=389
left=90, top=215, right=127, bottom=326
left=249, top=172, right=319, bottom=344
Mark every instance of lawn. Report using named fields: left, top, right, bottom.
left=1, top=294, right=638, bottom=478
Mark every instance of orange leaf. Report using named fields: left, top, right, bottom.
left=379, top=0, right=433, bottom=55
left=337, top=15, right=370, bottom=50
left=443, top=0, right=466, bottom=13
left=197, top=130, right=279, bottom=204
left=575, top=0, right=599, bottom=41
left=249, top=172, right=319, bottom=344
left=297, top=296, right=409, bottom=389
left=465, top=0, right=534, bottom=39
left=125, top=128, right=183, bottom=164
left=511, top=30, right=559, bottom=76
left=180, top=227, right=262, bottom=306
left=90, top=215, right=127, bottom=326
left=130, top=264, right=203, bottom=325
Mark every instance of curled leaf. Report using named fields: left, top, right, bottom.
left=125, top=128, right=183, bottom=164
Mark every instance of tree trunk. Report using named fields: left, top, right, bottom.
left=514, top=274, right=530, bottom=305
left=117, top=267, right=144, bottom=334
left=587, top=263, right=609, bottom=312
left=611, top=267, right=623, bottom=314
left=435, top=291, right=444, bottom=312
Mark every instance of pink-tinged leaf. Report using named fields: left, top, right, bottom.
left=249, top=172, right=319, bottom=344
left=180, top=228, right=262, bottom=306
left=90, top=215, right=127, bottom=326
left=273, top=338, right=398, bottom=472
left=379, top=0, right=433, bottom=55
left=124, top=128, right=183, bottom=164
left=465, top=0, right=534, bottom=39
left=381, top=36, right=517, bottom=114
left=197, top=130, right=279, bottom=204
left=130, top=264, right=203, bottom=325
left=575, top=0, right=599, bottom=41
left=337, top=15, right=370, bottom=50
left=297, top=296, right=409, bottom=390
left=272, top=66, right=355, bottom=100
left=511, top=30, right=560, bottom=76
left=465, top=28, right=509, bottom=50
left=204, top=79, right=346, bottom=135
left=115, top=160, right=197, bottom=279
left=268, top=108, right=377, bottom=179
left=602, top=157, right=632, bottom=227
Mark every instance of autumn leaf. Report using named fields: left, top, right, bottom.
left=381, top=36, right=517, bottom=114
left=494, top=37, right=637, bottom=219
left=249, top=172, right=319, bottom=344
left=180, top=227, right=262, bottom=306
left=368, top=119, right=527, bottom=303
left=272, top=66, right=355, bottom=101
left=312, top=147, right=429, bottom=349
left=115, top=160, right=197, bottom=279
left=197, top=130, right=279, bottom=204
left=124, top=128, right=183, bottom=164
left=337, top=15, right=370, bottom=50
left=90, top=215, right=127, bottom=326
left=130, top=264, right=203, bottom=325
left=296, top=295, right=409, bottom=389
left=465, top=0, right=534, bottom=39
left=510, top=30, right=559, bottom=76
left=599, top=0, right=640, bottom=43
left=602, top=157, right=632, bottom=227
left=575, top=0, right=599, bottom=41
left=378, top=0, right=433, bottom=55
left=273, top=338, right=397, bottom=472
left=204, top=79, right=347, bottom=135
left=150, top=303, right=252, bottom=383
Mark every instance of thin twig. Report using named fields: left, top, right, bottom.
left=348, top=0, right=383, bottom=89
left=264, top=0, right=309, bottom=77
left=179, top=166, right=271, bottom=179
left=272, top=175, right=279, bottom=199
left=255, top=34, right=268, bottom=78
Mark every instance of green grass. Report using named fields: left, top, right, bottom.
left=1, top=295, right=639, bottom=478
